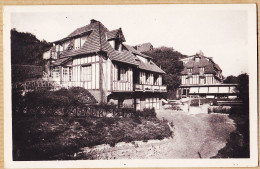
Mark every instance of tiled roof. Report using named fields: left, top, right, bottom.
left=137, top=60, right=165, bottom=74
left=106, top=28, right=126, bottom=42
left=109, top=50, right=138, bottom=65
left=123, top=44, right=165, bottom=74
left=51, top=20, right=164, bottom=74
left=123, top=44, right=152, bottom=59
left=181, top=55, right=222, bottom=75
left=51, top=57, right=71, bottom=66
left=67, top=21, right=109, bottom=38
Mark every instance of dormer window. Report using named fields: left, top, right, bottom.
left=200, top=67, right=205, bottom=72
left=75, top=38, right=81, bottom=50
left=187, top=68, right=192, bottom=73
left=195, top=57, right=200, bottom=62
left=115, top=40, right=122, bottom=51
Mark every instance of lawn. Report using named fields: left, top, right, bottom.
left=13, top=115, right=172, bottom=160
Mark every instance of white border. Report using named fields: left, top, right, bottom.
left=4, top=4, right=258, bottom=168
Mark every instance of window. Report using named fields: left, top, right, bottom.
left=187, top=68, right=192, bottom=73
left=51, top=67, right=60, bottom=79
left=81, top=65, right=91, bottom=81
left=200, top=67, right=205, bottom=72
left=69, top=67, right=72, bottom=81
left=154, top=74, right=159, bottom=85
left=195, top=57, right=200, bottom=62
left=75, top=38, right=81, bottom=49
left=62, top=67, right=72, bottom=81
left=118, top=68, right=127, bottom=81
left=63, top=41, right=70, bottom=50
left=145, top=97, right=160, bottom=109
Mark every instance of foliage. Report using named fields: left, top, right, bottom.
left=13, top=115, right=172, bottom=160
left=13, top=87, right=157, bottom=118
left=12, top=65, right=43, bottom=82
left=12, top=87, right=97, bottom=117
left=236, top=73, right=249, bottom=109
left=223, top=75, right=239, bottom=84
left=11, top=28, right=51, bottom=65
left=212, top=108, right=249, bottom=158
left=143, top=47, right=186, bottom=98
left=208, top=106, right=232, bottom=114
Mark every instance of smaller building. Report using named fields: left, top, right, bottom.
left=177, top=51, right=238, bottom=99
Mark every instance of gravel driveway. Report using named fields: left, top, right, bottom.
left=79, top=111, right=236, bottom=159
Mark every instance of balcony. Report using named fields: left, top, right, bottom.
left=199, top=71, right=205, bottom=77
left=134, top=84, right=167, bottom=92
left=112, top=81, right=133, bottom=92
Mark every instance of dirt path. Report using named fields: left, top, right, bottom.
left=78, top=111, right=236, bottom=159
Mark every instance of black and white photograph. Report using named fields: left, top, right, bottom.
left=3, top=4, right=258, bottom=168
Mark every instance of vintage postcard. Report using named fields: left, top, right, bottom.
left=3, top=4, right=258, bottom=168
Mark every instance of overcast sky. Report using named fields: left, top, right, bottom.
left=10, top=5, right=251, bottom=76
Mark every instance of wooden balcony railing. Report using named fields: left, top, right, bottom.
left=134, top=84, right=167, bottom=92
left=112, top=81, right=133, bottom=92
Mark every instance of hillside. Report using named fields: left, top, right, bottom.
left=11, top=29, right=51, bottom=65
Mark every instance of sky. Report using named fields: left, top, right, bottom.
left=10, top=5, right=251, bottom=77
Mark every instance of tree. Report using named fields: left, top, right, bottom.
left=11, top=29, right=51, bottom=65
left=223, top=75, right=239, bottom=84
left=236, top=73, right=249, bottom=109
left=143, top=47, right=186, bottom=98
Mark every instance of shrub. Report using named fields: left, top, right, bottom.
left=18, top=87, right=97, bottom=116
left=208, top=106, right=231, bottom=114
left=139, top=108, right=156, bottom=117
left=12, top=65, right=43, bottom=82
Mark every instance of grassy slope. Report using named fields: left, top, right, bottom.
left=212, top=113, right=249, bottom=158
left=13, top=116, right=172, bottom=160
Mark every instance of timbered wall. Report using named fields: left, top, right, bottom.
left=51, top=55, right=101, bottom=89
left=112, top=63, right=133, bottom=91
left=181, top=74, right=220, bottom=85
left=139, top=71, right=162, bottom=85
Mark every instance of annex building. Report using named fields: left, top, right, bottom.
left=176, top=51, right=238, bottom=99
left=43, top=19, right=167, bottom=110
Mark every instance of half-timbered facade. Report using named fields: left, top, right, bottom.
left=43, top=19, right=166, bottom=110
left=177, top=52, right=237, bottom=99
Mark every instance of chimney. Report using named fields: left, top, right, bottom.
left=90, top=19, right=98, bottom=24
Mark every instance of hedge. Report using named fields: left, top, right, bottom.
left=12, top=87, right=156, bottom=118
left=12, top=64, right=43, bottom=82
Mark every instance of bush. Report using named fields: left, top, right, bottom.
left=12, top=65, right=43, bottom=82
left=208, top=106, right=231, bottom=114
left=139, top=108, right=156, bottom=117
left=14, top=87, right=97, bottom=117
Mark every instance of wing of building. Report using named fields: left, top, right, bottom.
left=177, top=52, right=238, bottom=99
left=43, top=19, right=167, bottom=110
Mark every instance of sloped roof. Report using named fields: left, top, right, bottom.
left=51, top=20, right=164, bottom=73
left=123, top=44, right=152, bottom=59
left=123, top=44, right=165, bottom=74
left=106, top=28, right=126, bottom=42
left=51, top=57, right=71, bottom=66
left=181, top=54, right=222, bottom=75
left=137, top=60, right=165, bottom=74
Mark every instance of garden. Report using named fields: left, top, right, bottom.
left=12, top=87, right=172, bottom=160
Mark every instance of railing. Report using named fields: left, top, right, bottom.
left=112, top=81, right=133, bottom=92
left=199, top=72, right=205, bottom=77
left=134, top=84, right=167, bottom=92
left=12, top=80, right=61, bottom=93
